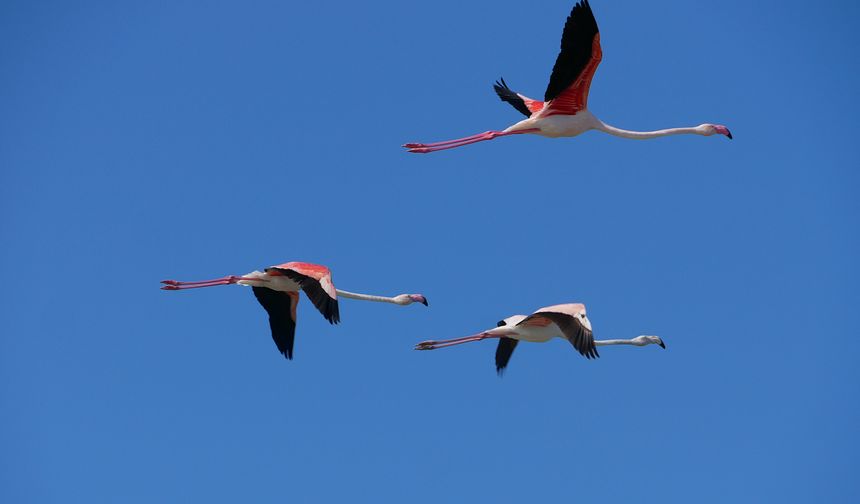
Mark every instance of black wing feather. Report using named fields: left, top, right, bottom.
left=495, top=337, right=519, bottom=375
left=544, top=0, right=600, bottom=102
left=252, top=287, right=298, bottom=359
left=493, top=78, right=533, bottom=117
left=269, top=268, right=340, bottom=324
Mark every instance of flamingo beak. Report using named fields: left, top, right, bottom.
left=714, top=125, right=732, bottom=139
left=659, top=340, right=666, bottom=349
left=410, top=294, right=429, bottom=306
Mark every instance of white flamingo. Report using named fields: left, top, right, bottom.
left=415, top=303, right=664, bottom=374
left=162, top=261, right=427, bottom=359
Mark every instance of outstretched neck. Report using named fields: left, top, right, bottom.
left=594, top=119, right=703, bottom=140
left=335, top=289, right=397, bottom=304
left=594, top=335, right=663, bottom=348
left=594, top=338, right=639, bottom=347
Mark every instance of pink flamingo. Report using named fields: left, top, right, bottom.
left=415, top=303, right=665, bottom=374
left=404, top=0, right=731, bottom=154
left=162, top=261, right=428, bottom=359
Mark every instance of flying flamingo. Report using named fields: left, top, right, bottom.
left=162, top=261, right=428, bottom=359
left=414, top=303, right=664, bottom=374
left=403, top=0, right=731, bottom=154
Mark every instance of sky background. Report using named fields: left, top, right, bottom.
left=2, top=0, right=858, bottom=502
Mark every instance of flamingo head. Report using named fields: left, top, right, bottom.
left=394, top=294, right=429, bottom=306
left=633, top=335, right=666, bottom=348
left=700, top=124, right=732, bottom=139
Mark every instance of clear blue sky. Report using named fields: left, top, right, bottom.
left=2, top=1, right=858, bottom=502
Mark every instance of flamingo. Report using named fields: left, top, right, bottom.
left=403, top=0, right=731, bottom=154
left=414, top=303, right=664, bottom=374
left=161, top=261, right=428, bottom=359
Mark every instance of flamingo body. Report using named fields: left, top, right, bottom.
left=268, top=262, right=338, bottom=301
left=504, top=109, right=599, bottom=138
left=236, top=270, right=298, bottom=290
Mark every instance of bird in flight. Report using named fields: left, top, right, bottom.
left=403, top=0, right=731, bottom=154
left=162, top=261, right=428, bottom=359
left=414, top=303, right=665, bottom=374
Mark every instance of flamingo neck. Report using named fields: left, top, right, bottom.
left=594, top=119, right=703, bottom=140
left=335, top=289, right=396, bottom=304
left=594, top=338, right=640, bottom=346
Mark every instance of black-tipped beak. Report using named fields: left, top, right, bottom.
left=726, top=130, right=733, bottom=140
left=409, top=294, right=429, bottom=306
left=659, top=341, right=666, bottom=349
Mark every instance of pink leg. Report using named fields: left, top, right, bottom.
left=162, top=276, right=238, bottom=286
left=408, top=136, right=496, bottom=153
left=405, top=129, right=540, bottom=154
left=161, top=280, right=234, bottom=290
left=160, top=275, right=267, bottom=290
left=414, top=332, right=499, bottom=350
left=403, top=131, right=495, bottom=149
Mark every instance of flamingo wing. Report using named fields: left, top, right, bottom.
left=493, top=78, right=544, bottom=117
left=495, top=337, right=519, bottom=374
left=541, top=0, right=601, bottom=116
left=252, top=287, right=299, bottom=359
left=494, top=318, right=519, bottom=374
left=267, top=262, right=340, bottom=324
left=518, top=306, right=598, bottom=359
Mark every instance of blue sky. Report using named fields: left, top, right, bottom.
left=1, top=0, right=858, bottom=502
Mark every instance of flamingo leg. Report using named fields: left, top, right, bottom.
left=414, top=333, right=499, bottom=350
left=160, top=275, right=267, bottom=290
left=407, top=137, right=494, bottom=153
left=404, top=129, right=540, bottom=153
left=403, top=131, right=496, bottom=149
left=162, top=276, right=238, bottom=286
left=161, top=280, right=234, bottom=290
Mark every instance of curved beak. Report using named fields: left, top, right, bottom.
left=714, top=125, right=732, bottom=139
left=659, top=340, right=666, bottom=349
left=410, top=294, right=429, bottom=306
